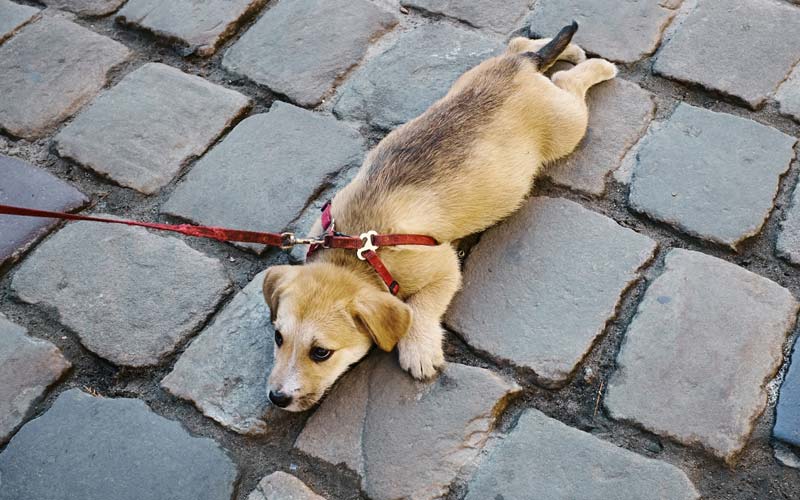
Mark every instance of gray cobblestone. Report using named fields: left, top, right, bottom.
left=0, top=154, right=87, bottom=267
left=0, top=16, right=131, bottom=139
left=446, top=197, right=656, bottom=387
left=223, top=0, right=397, bottom=106
left=653, top=0, right=800, bottom=109
left=0, top=389, right=238, bottom=500
left=42, top=0, right=125, bottom=16
left=117, top=0, right=266, bottom=57
left=162, top=271, right=274, bottom=435
left=465, top=409, right=699, bottom=500
left=778, top=182, right=800, bottom=265
left=0, top=314, right=70, bottom=444
left=295, top=352, right=520, bottom=500
left=605, top=249, right=798, bottom=463
left=334, top=24, right=502, bottom=130
left=529, top=0, right=683, bottom=63
left=0, top=0, right=38, bottom=43
left=56, top=63, right=250, bottom=195
left=776, top=64, right=800, bottom=122
left=546, top=78, right=655, bottom=195
left=163, top=102, right=364, bottom=253
left=629, top=103, right=796, bottom=249
left=401, top=0, right=531, bottom=34
left=247, top=472, right=326, bottom=500
left=11, top=220, right=231, bottom=367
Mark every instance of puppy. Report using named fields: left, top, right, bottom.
left=264, top=23, right=617, bottom=411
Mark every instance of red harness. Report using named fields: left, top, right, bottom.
left=0, top=202, right=437, bottom=295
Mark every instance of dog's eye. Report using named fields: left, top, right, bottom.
left=310, top=346, right=333, bottom=362
left=274, top=330, right=283, bottom=347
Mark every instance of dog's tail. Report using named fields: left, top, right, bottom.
left=528, top=21, right=579, bottom=70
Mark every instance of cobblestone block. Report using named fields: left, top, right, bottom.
left=546, top=78, right=655, bottom=195
left=529, top=0, right=683, bottom=63
left=401, top=0, right=531, bottom=34
left=777, top=182, right=800, bottom=265
left=629, top=104, right=795, bottom=249
left=0, top=16, right=131, bottom=139
left=163, top=102, right=364, bottom=253
left=295, top=352, right=520, bottom=500
left=776, top=65, right=800, bottom=122
left=0, top=389, right=238, bottom=500
left=446, top=197, right=656, bottom=387
left=11, top=220, right=231, bottom=367
left=605, top=249, right=798, bottom=463
left=0, top=314, right=70, bottom=444
left=162, top=270, right=275, bottom=435
left=333, top=24, right=502, bottom=130
left=775, top=339, right=800, bottom=448
left=653, top=0, right=800, bottom=109
left=117, top=0, right=265, bottom=56
left=42, top=0, right=125, bottom=16
left=0, top=0, right=38, bottom=43
left=56, top=63, right=250, bottom=194
left=465, top=409, right=699, bottom=500
left=223, top=0, right=397, bottom=106
left=247, top=472, right=326, bottom=500
left=0, top=154, right=88, bottom=267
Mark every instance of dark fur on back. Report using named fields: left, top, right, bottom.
left=365, top=56, right=522, bottom=192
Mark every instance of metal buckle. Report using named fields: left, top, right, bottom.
left=281, top=233, right=325, bottom=249
left=357, top=230, right=378, bottom=260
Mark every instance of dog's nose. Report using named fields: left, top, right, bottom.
left=269, top=390, right=292, bottom=408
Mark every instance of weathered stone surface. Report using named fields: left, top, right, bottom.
left=774, top=442, right=800, bottom=469
left=775, top=338, right=800, bottom=448
left=629, top=104, right=795, bottom=249
left=163, top=102, right=364, bottom=253
left=0, top=0, right=38, bottom=43
left=295, top=352, right=520, bottom=500
left=778, top=182, right=800, bottom=265
left=446, top=197, right=656, bottom=387
left=776, top=64, right=800, bottom=122
left=605, top=249, right=798, bottom=463
left=529, top=0, right=682, bottom=63
left=56, top=63, right=249, bottom=195
left=11, top=220, right=231, bottom=367
left=465, top=409, right=699, bottom=500
left=546, top=78, right=655, bottom=195
left=334, top=24, right=502, bottom=130
left=117, top=0, right=265, bottom=56
left=0, top=16, right=131, bottom=139
left=0, top=314, right=70, bottom=444
left=42, top=0, right=125, bottom=16
left=163, top=270, right=275, bottom=435
left=653, top=0, right=800, bottom=109
left=401, top=0, right=530, bottom=34
left=0, top=389, right=238, bottom=500
left=223, top=0, right=397, bottom=106
left=247, top=472, right=326, bottom=500
left=0, top=154, right=88, bottom=267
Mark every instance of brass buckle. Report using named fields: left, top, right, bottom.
left=357, top=230, right=378, bottom=260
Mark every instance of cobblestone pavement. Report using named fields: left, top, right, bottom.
left=1, top=1, right=799, bottom=499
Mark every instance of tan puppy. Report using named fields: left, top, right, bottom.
left=264, top=23, right=617, bottom=411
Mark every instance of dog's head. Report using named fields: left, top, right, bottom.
left=262, top=262, right=412, bottom=411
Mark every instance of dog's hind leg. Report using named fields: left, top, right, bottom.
left=552, top=58, right=618, bottom=99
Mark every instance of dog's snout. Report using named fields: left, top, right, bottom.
left=268, top=390, right=293, bottom=408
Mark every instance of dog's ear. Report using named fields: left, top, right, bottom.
left=263, top=265, right=296, bottom=322
left=352, top=291, right=413, bottom=351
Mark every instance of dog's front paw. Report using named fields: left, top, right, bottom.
left=398, top=331, right=444, bottom=380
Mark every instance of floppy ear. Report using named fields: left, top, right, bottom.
left=262, top=265, right=295, bottom=322
left=352, top=291, right=413, bottom=351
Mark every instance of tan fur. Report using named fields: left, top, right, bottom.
left=264, top=35, right=617, bottom=411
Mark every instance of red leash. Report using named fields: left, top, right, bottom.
left=0, top=203, right=437, bottom=295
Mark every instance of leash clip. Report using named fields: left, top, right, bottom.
left=357, top=230, right=379, bottom=260
left=282, top=232, right=327, bottom=249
